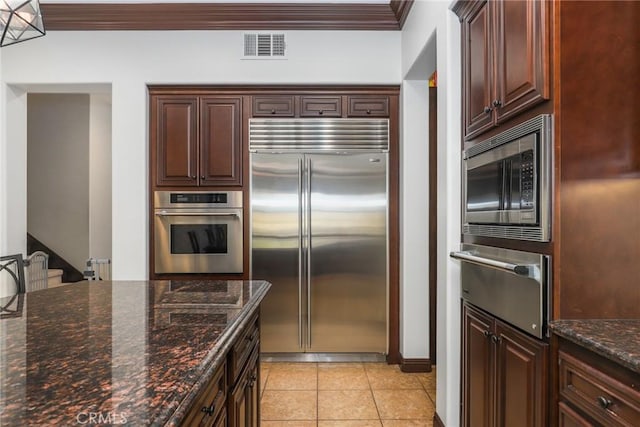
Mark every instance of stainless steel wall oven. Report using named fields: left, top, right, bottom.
left=154, top=191, right=243, bottom=274
left=463, top=114, right=553, bottom=241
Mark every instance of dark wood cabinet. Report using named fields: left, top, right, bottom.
left=152, top=95, right=242, bottom=188
left=228, top=314, right=260, bottom=427
left=556, top=338, right=640, bottom=427
left=347, top=95, right=390, bottom=117
left=181, top=359, right=227, bottom=427
left=493, top=0, right=549, bottom=124
left=460, top=0, right=494, bottom=139
left=155, top=97, right=199, bottom=186
left=228, top=348, right=259, bottom=427
left=300, top=96, right=342, bottom=117
left=250, top=92, right=393, bottom=118
left=456, top=0, right=550, bottom=140
left=182, top=315, right=261, bottom=427
left=252, top=95, right=295, bottom=117
left=463, top=303, right=493, bottom=427
left=200, top=97, right=242, bottom=186
left=463, top=303, right=548, bottom=427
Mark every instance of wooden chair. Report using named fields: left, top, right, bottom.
left=0, top=254, right=26, bottom=294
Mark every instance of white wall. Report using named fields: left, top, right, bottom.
left=27, top=94, right=91, bottom=272
left=89, top=93, right=112, bottom=261
left=400, top=79, right=430, bottom=359
left=401, top=1, right=462, bottom=426
left=1, top=30, right=401, bottom=279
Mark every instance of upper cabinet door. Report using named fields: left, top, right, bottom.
left=200, top=97, right=243, bottom=187
left=494, top=0, right=549, bottom=124
left=252, top=95, right=295, bottom=117
left=155, top=97, right=199, bottom=187
left=300, top=96, right=342, bottom=117
left=462, top=0, right=495, bottom=140
left=347, top=96, right=390, bottom=117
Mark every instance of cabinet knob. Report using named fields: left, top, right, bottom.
left=201, top=403, right=216, bottom=416
left=491, top=335, right=501, bottom=344
left=201, top=175, right=205, bottom=180
left=492, top=99, right=502, bottom=108
left=597, top=396, right=613, bottom=410
left=483, top=106, right=492, bottom=114
left=191, top=175, right=196, bottom=180
left=319, top=110, right=324, bottom=115
left=366, top=109, right=372, bottom=115
left=270, top=109, right=276, bottom=114
left=483, top=330, right=492, bottom=338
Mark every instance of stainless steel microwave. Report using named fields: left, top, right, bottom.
left=463, top=114, right=553, bottom=242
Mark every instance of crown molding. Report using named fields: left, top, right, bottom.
left=41, top=1, right=414, bottom=31
left=390, top=0, right=414, bottom=28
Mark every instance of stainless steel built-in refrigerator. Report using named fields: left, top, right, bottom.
left=250, top=118, right=388, bottom=354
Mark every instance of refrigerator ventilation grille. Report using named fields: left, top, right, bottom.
left=249, top=118, right=389, bottom=151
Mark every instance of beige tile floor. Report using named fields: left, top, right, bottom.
left=260, top=362, right=436, bottom=427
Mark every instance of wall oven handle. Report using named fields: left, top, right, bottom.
left=450, top=251, right=539, bottom=279
left=155, top=211, right=239, bottom=217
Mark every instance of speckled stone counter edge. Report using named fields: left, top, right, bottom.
left=163, top=281, right=271, bottom=426
left=549, top=319, right=640, bottom=375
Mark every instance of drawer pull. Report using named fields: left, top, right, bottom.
left=201, top=390, right=224, bottom=416
left=201, top=403, right=216, bottom=416
left=597, top=396, right=613, bottom=410
left=245, top=334, right=255, bottom=342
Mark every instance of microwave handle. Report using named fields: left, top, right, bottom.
left=155, top=211, right=239, bottom=217
left=450, top=251, right=538, bottom=279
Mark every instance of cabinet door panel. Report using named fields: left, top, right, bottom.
left=347, top=96, right=390, bottom=117
left=463, top=0, right=495, bottom=140
left=495, top=321, right=548, bottom=427
left=156, top=97, right=198, bottom=186
left=494, top=0, right=549, bottom=123
left=558, top=402, right=593, bottom=427
left=252, top=96, right=295, bottom=117
left=300, top=96, right=342, bottom=117
left=463, top=304, right=493, bottom=427
left=200, top=97, right=242, bottom=186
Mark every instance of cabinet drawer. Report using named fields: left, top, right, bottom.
left=558, top=402, right=593, bottom=427
left=559, top=350, right=640, bottom=426
left=347, top=96, right=390, bottom=117
left=252, top=96, right=295, bottom=117
left=300, top=96, right=342, bottom=117
left=181, top=360, right=227, bottom=427
left=229, top=313, right=259, bottom=383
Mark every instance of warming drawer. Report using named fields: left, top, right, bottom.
left=451, top=243, right=551, bottom=339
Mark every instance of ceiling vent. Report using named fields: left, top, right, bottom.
left=243, top=33, right=287, bottom=59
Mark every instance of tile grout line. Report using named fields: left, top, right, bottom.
left=366, top=365, right=384, bottom=426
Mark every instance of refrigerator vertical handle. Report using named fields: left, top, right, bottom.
left=298, top=158, right=303, bottom=349
left=306, top=157, right=312, bottom=348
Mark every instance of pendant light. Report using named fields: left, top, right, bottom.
left=0, top=0, right=45, bottom=47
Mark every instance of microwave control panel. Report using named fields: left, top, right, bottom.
left=520, top=150, right=535, bottom=208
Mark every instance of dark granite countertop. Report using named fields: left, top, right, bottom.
left=0, top=279, right=270, bottom=426
left=549, top=319, right=640, bottom=374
